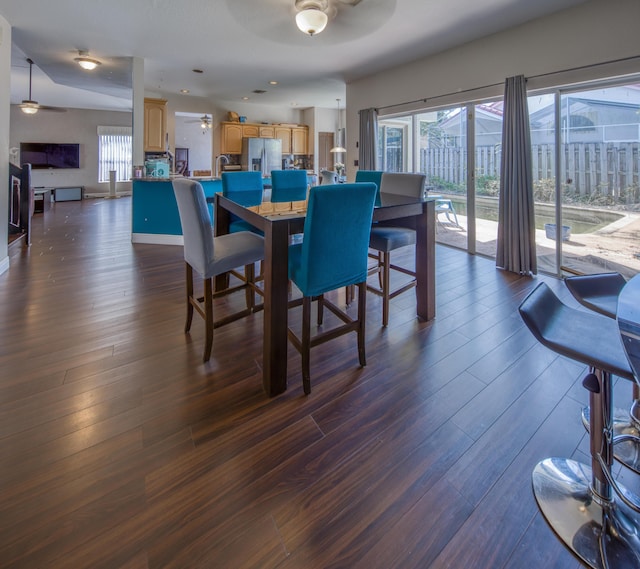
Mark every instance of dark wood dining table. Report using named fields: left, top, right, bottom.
left=213, top=191, right=437, bottom=397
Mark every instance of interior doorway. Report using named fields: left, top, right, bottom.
left=318, top=132, right=335, bottom=172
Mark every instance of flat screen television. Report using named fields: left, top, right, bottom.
left=20, top=142, right=80, bottom=169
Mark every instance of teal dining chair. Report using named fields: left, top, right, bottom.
left=287, top=182, right=377, bottom=394
left=221, top=171, right=264, bottom=233
left=366, top=172, right=426, bottom=326
left=355, top=170, right=383, bottom=190
left=270, top=169, right=308, bottom=202
left=172, top=179, right=264, bottom=362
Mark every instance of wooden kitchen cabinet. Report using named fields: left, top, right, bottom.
left=242, top=125, right=259, bottom=138
left=291, top=126, right=308, bottom=155
left=275, top=126, right=291, bottom=154
left=220, top=121, right=308, bottom=155
left=144, top=98, right=167, bottom=152
left=259, top=126, right=275, bottom=138
left=221, top=122, right=243, bottom=154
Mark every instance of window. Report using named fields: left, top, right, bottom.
left=98, top=126, right=132, bottom=183
left=378, top=116, right=411, bottom=172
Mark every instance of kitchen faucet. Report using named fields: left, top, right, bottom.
left=215, top=154, right=229, bottom=178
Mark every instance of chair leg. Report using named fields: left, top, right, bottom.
left=381, top=252, right=391, bottom=327
left=185, top=263, right=194, bottom=333
left=377, top=251, right=384, bottom=289
left=302, top=296, right=312, bottom=395
left=357, top=281, right=367, bottom=367
left=203, top=277, right=214, bottom=362
left=317, top=294, right=324, bottom=326
left=244, top=263, right=255, bottom=310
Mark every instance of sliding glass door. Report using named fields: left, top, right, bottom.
left=532, top=82, right=640, bottom=278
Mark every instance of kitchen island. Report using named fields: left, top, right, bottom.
left=131, top=177, right=223, bottom=245
left=131, top=174, right=315, bottom=245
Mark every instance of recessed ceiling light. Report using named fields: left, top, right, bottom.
left=242, top=96, right=250, bottom=100
left=269, top=81, right=278, bottom=85
left=180, top=89, right=190, bottom=94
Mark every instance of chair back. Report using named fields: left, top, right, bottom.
left=270, top=170, right=308, bottom=202
left=380, top=172, right=426, bottom=198
left=355, top=170, right=384, bottom=192
left=291, top=183, right=377, bottom=297
left=222, top=171, right=263, bottom=206
left=172, top=179, right=215, bottom=277
left=320, top=170, right=338, bottom=185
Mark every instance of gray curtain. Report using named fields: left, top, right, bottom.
left=358, top=108, right=378, bottom=170
left=496, top=75, right=537, bottom=275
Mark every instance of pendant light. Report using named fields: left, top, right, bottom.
left=330, top=98, right=346, bottom=153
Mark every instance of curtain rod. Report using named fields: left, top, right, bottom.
left=374, top=55, right=640, bottom=113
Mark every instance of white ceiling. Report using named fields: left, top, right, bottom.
left=1, top=0, right=589, bottom=112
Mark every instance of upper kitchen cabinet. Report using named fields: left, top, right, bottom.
left=221, top=122, right=243, bottom=154
left=275, top=126, right=291, bottom=154
left=144, top=98, right=168, bottom=152
left=220, top=122, right=309, bottom=155
left=259, top=126, right=275, bottom=138
left=275, top=125, right=308, bottom=155
left=242, top=125, right=259, bottom=138
left=291, top=126, right=308, bottom=155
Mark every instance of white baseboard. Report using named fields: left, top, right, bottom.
left=84, top=192, right=132, bottom=199
left=131, top=233, right=183, bottom=246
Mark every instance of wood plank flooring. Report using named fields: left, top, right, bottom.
left=1, top=197, right=636, bottom=568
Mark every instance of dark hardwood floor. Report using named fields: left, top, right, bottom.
left=1, top=197, right=637, bottom=568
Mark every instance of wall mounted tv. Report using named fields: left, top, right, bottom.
left=20, top=142, right=80, bottom=169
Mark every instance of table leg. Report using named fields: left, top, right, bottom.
left=415, top=200, right=436, bottom=321
left=263, top=220, right=290, bottom=396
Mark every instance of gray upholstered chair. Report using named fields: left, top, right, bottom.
left=367, top=172, right=426, bottom=326
left=320, top=170, right=338, bottom=185
left=172, top=179, right=264, bottom=362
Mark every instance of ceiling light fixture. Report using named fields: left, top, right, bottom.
left=330, top=98, right=346, bottom=153
left=295, top=0, right=328, bottom=36
left=20, top=58, right=39, bottom=114
left=200, top=115, right=212, bottom=129
left=74, top=50, right=101, bottom=71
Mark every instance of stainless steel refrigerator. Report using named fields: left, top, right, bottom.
left=241, top=138, right=282, bottom=176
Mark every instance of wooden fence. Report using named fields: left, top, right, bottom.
left=417, top=142, right=639, bottom=199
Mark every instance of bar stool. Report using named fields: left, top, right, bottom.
left=565, top=272, right=640, bottom=475
left=519, top=282, right=640, bottom=568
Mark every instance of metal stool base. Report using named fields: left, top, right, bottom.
left=533, top=457, right=640, bottom=569
left=582, top=406, right=640, bottom=474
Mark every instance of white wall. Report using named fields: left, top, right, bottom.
left=10, top=106, right=132, bottom=196
left=0, top=15, right=11, bottom=274
left=346, top=0, right=640, bottom=178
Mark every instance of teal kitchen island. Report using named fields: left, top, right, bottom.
left=131, top=178, right=222, bottom=245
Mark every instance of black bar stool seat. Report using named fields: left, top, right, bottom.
left=565, top=272, right=640, bottom=475
left=565, top=272, right=627, bottom=318
left=519, top=282, right=640, bottom=569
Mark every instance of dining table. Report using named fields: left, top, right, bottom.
left=618, top=273, right=640, bottom=382
left=212, top=190, right=437, bottom=397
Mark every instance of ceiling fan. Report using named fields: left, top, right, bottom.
left=19, top=58, right=66, bottom=114
left=186, top=114, right=213, bottom=130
